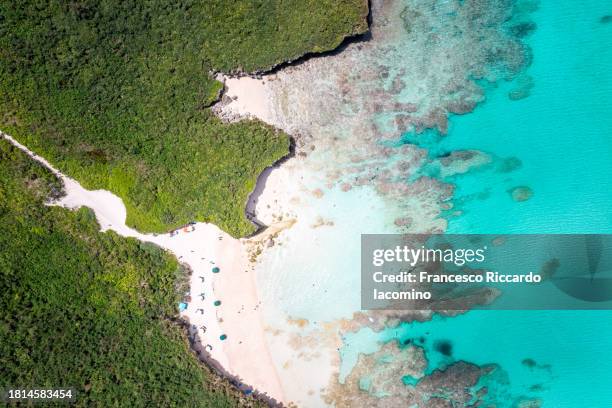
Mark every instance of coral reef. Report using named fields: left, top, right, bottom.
left=218, top=0, right=538, bottom=235
left=323, top=340, right=493, bottom=407
left=215, top=0, right=538, bottom=404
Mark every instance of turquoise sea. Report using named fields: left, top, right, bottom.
left=439, top=0, right=612, bottom=235
left=344, top=0, right=612, bottom=406
left=251, top=0, right=612, bottom=405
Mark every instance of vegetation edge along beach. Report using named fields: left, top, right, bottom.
left=0, top=0, right=369, bottom=238
left=0, top=139, right=265, bottom=407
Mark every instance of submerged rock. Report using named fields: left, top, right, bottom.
left=438, top=150, right=491, bottom=177
left=517, top=398, right=543, bottom=408
left=312, top=188, right=324, bottom=198
left=509, top=88, right=530, bottom=100
left=508, top=74, right=535, bottom=101
left=394, top=217, right=412, bottom=227
left=497, top=156, right=522, bottom=173
left=509, top=21, right=538, bottom=38
left=509, top=186, right=533, bottom=202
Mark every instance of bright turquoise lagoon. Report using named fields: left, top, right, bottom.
left=440, top=0, right=612, bottom=234
left=345, top=1, right=612, bottom=406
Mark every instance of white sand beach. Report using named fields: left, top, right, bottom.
left=1, top=131, right=285, bottom=403
left=213, top=74, right=273, bottom=124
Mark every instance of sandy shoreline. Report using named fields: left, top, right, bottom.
left=1, top=131, right=285, bottom=404
left=213, top=74, right=273, bottom=124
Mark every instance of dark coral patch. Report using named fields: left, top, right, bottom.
left=434, top=340, right=453, bottom=357
left=522, top=358, right=537, bottom=368
left=497, top=157, right=522, bottom=173
left=509, top=22, right=538, bottom=38
left=509, top=186, right=533, bottom=202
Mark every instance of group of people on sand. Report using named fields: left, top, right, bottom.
left=169, top=221, right=196, bottom=237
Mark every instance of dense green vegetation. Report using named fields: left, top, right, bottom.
left=202, top=1, right=369, bottom=72
left=0, top=0, right=368, bottom=237
left=0, top=140, right=264, bottom=407
left=0, top=3, right=368, bottom=404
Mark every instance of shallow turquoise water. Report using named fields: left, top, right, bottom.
left=344, top=1, right=612, bottom=406
left=344, top=310, right=612, bottom=407
left=440, top=0, right=612, bottom=234
left=419, top=0, right=612, bottom=405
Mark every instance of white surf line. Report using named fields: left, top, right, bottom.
left=1, top=131, right=285, bottom=402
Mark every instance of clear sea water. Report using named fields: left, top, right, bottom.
left=343, top=1, right=612, bottom=406
left=438, top=1, right=612, bottom=235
